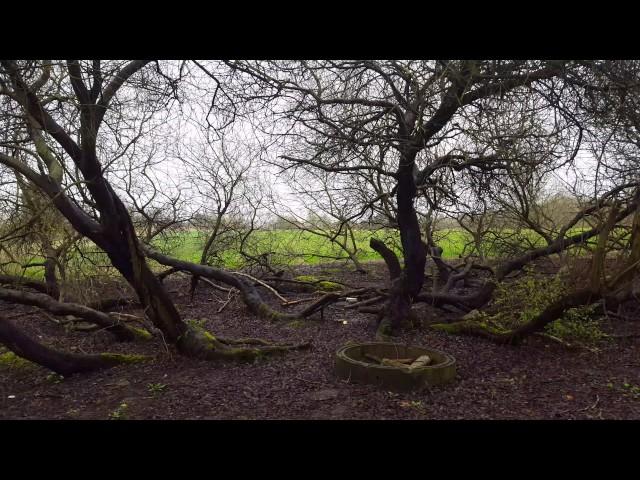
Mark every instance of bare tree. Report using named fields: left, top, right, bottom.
left=0, top=60, right=308, bottom=372
left=212, top=60, right=591, bottom=334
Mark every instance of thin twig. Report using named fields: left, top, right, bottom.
left=217, top=288, right=237, bottom=313
left=281, top=296, right=319, bottom=307
left=200, top=276, right=232, bottom=293
left=232, top=271, right=289, bottom=303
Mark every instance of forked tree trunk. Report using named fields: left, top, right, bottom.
left=384, top=149, right=427, bottom=333
left=99, top=198, right=187, bottom=344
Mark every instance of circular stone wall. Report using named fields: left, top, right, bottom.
left=335, top=342, right=456, bottom=392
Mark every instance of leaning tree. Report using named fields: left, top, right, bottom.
left=0, top=60, right=313, bottom=373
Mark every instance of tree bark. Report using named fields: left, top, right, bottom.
left=0, top=313, right=146, bottom=375
left=0, top=286, right=149, bottom=341
left=379, top=149, right=426, bottom=333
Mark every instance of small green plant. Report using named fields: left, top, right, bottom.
left=398, top=399, right=427, bottom=414
left=186, top=318, right=207, bottom=328
left=545, top=304, right=608, bottom=344
left=108, top=402, right=129, bottom=420
left=0, top=351, right=34, bottom=369
left=622, top=382, right=640, bottom=399
left=45, top=373, right=65, bottom=384
left=147, top=383, right=167, bottom=395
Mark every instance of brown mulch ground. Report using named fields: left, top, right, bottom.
left=1, top=260, right=639, bottom=420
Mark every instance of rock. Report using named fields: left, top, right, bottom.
left=306, top=389, right=339, bottom=401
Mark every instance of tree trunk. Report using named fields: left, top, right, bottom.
left=386, top=149, right=426, bottom=332
left=43, top=253, right=60, bottom=300
left=101, top=216, right=187, bottom=343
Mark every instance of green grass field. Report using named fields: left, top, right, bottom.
left=2, top=226, right=598, bottom=280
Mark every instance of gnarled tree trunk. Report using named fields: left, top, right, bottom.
left=0, top=313, right=147, bottom=375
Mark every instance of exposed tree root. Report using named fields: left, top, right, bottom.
left=176, top=324, right=311, bottom=361
left=0, top=313, right=149, bottom=376
left=0, top=286, right=151, bottom=341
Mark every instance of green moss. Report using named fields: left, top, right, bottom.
left=258, top=303, right=284, bottom=321
left=286, top=320, right=307, bottom=329
left=295, top=275, right=319, bottom=283
left=0, top=351, right=35, bottom=369
left=130, top=327, right=152, bottom=341
left=186, top=318, right=207, bottom=328
left=430, top=323, right=460, bottom=333
left=108, top=402, right=129, bottom=420
left=317, top=281, right=342, bottom=292
left=294, top=275, right=342, bottom=292
left=100, top=353, right=149, bottom=364
left=431, top=319, right=506, bottom=336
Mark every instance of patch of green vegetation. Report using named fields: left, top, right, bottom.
left=431, top=318, right=508, bottom=335
left=185, top=319, right=217, bottom=342
left=398, top=399, right=427, bottom=414
left=0, top=351, right=35, bottom=369
left=147, top=382, right=167, bottom=395
left=622, top=382, right=640, bottom=399
left=317, top=281, right=342, bottom=292
left=294, top=275, right=319, bottom=283
left=45, top=373, right=65, bottom=384
left=108, top=402, right=129, bottom=420
left=2, top=226, right=594, bottom=280
left=487, top=271, right=606, bottom=345
left=100, top=353, right=149, bottom=364
left=545, top=305, right=608, bottom=344
left=130, top=327, right=153, bottom=341
left=294, top=275, right=342, bottom=292
left=607, top=380, right=640, bottom=399
left=286, top=320, right=307, bottom=329
left=186, top=318, right=207, bottom=329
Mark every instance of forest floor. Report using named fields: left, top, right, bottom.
left=1, top=259, right=639, bottom=420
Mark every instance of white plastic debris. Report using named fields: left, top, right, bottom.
left=345, top=297, right=358, bottom=303
left=8, top=395, right=16, bottom=399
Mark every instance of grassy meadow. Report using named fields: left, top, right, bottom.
left=2, top=226, right=600, bottom=281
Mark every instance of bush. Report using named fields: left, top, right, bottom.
left=487, top=269, right=607, bottom=345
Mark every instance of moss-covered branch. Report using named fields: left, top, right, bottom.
left=431, top=289, right=601, bottom=345
left=177, top=324, right=311, bottom=361
left=0, top=313, right=149, bottom=375
left=0, top=286, right=150, bottom=341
